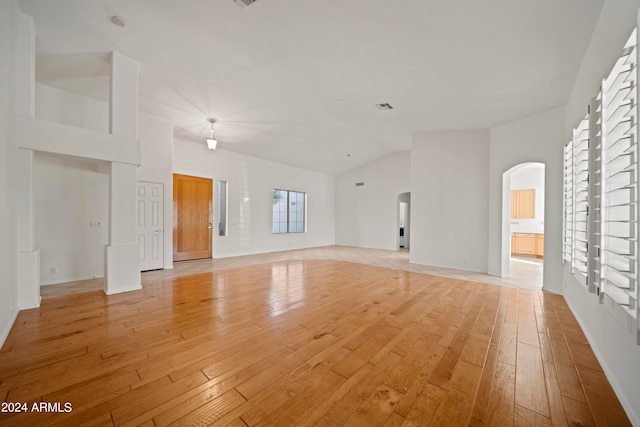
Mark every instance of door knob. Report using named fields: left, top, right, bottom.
left=156, top=228, right=164, bottom=233
left=208, top=222, right=213, bottom=229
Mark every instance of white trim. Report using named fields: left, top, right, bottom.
left=0, top=309, right=19, bottom=350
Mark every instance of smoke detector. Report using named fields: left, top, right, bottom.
left=110, top=16, right=126, bottom=27
left=232, top=0, right=258, bottom=9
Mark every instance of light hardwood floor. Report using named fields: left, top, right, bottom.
left=39, top=246, right=543, bottom=300
left=2, top=251, right=629, bottom=426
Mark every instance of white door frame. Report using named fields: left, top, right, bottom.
left=137, top=180, right=165, bottom=271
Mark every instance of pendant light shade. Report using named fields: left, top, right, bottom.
left=206, top=118, right=218, bottom=150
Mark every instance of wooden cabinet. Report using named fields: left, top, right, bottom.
left=511, top=233, right=544, bottom=258
left=511, top=189, right=535, bottom=219
left=535, top=234, right=544, bottom=258
left=512, top=233, right=536, bottom=255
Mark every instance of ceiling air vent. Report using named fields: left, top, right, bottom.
left=375, top=103, right=393, bottom=110
left=232, top=0, right=258, bottom=9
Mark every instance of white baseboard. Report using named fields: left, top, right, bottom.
left=564, top=297, right=640, bottom=427
left=0, top=308, right=19, bottom=350
left=40, top=275, right=104, bottom=286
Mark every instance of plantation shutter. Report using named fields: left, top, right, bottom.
left=599, top=29, right=639, bottom=326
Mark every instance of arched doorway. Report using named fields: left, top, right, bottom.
left=501, top=162, right=545, bottom=288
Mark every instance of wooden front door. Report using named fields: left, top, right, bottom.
left=173, top=174, right=212, bottom=261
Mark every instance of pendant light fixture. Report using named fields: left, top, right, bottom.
left=206, top=118, right=218, bottom=150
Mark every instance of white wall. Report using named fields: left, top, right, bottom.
left=33, top=85, right=111, bottom=286
left=563, top=1, right=640, bottom=425
left=335, top=151, right=410, bottom=250
left=487, top=107, right=564, bottom=289
left=510, top=163, right=545, bottom=234
left=35, top=84, right=108, bottom=133
left=0, top=0, right=20, bottom=347
left=137, top=113, right=173, bottom=269
left=34, top=85, right=174, bottom=277
left=410, top=130, right=490, bottom=272
left=34, top=84, right=335, bottom=265
left=34, top=154, right=109, bottom=285
left=173, top=137, right=335, bottom=258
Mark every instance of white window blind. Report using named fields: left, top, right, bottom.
left=599, top=28, right=638, bottom=323
left=590, top=95, right=602, bottom=294
left=563, top=140, right=574, bottom=266
left=573, top=118, right=590, bottom=282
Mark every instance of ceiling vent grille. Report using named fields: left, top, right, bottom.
left=232, top=0, right=258, bottom=9
left=375, top=103, right=394, bottom=110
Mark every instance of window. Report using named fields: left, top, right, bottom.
left=573, top=116, right=590, bottom=280
left=599, top=28, right=638, bottom=319
left=563, top=28, right=639, bottom=344
left=563, top=139, right=574, bottom=266
left=217, top=180, right=227, bottom=237
left=272, top=189, right=306, bottom=234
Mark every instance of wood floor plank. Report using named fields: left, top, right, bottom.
left=541, top=361, right=569, bottom=427
left=343, top=384, right=403, bottom=426
left=428, top=330, right=469, bottom=389
left=517, top=310, right=540, bottom=347
left=575, top=365, right=632, bottom=427
left=392, top=342, right=446, bottom=419
left=234, top=331, right=339, bottom=400
left=239, top=347, right=349, bottom=426
left=460, top=327, right=491, bottom=367
left=168, top=388, right=246, bottom=427
left=296, top=362, right=375, bottom=427
left=469, top=347, right=498, bottom=423
left=331, top=324, right=402, bottom=379
left=400, top=382, right=445, bottom=426
left=383, top=412, right=405, bottom=427
left=514, top=404, right=552, bottom=427
left=562, top=396, right=597, bottom=427
left=110, top=371, right=209, bottom=425
left=497, top=320, right=518, bottom=366
left=314, top=351, right=403, bottom=427
left=384, top=337, right=435, bottom=393
left=430, top=387, right=475, bottom=427
left=485, top=361, right=516, bottom=427
left=554, top=361, right=588, bottom=403
left=469, top=290, right=508, bottom=424
left=0, top=259, right=630, bottom=427
left=515, top=341, right=549, bottom=417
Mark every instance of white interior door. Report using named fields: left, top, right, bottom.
left=137, top=181, right=164, bottom=271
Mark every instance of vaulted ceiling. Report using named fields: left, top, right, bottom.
left=19, top=0, right=604, bottom=175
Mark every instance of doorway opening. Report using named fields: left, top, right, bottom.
left=398, top=192, right=411, bottom=250
left=502, top=163, right=545, bottom=288
left=34, top=153, right=109, bottom=298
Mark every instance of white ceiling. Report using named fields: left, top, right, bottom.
left=19, top=0, right=604, bottom=175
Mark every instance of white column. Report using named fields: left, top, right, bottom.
left=105, top=52, right=141, bottom=295
left=16, top=13, right=39, bottom=309
left=110, top=51, right=138, bottom=139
